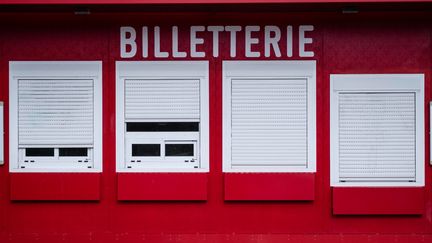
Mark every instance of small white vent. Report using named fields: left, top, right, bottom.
left=231, top=78, right=308, bottom=166
left=338, top=92, right=416, bottom=182
left=125, top=79, right=200, bottom=120
left=18, top=79, right=94, bottom=146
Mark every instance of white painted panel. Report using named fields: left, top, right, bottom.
left=230, top=78, right=308, bottom=166
left=125, top=79, right=200, bottom=120
left=338, top=92, right=416, bottom=182
left=18, top=79, right=94, bottom=146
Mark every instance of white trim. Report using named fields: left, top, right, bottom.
left=19, top=148, right=93, bottom=170
left=125, top=132, right=199, bottom=168
left=222, top=60, right=316, bottom=173
left=330, top=74, right=425, bottom=187
left=9, top=61, right=103, bottom=173
left=116, top=61, right=209, bottom=172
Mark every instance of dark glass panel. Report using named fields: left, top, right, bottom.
left=26, top=148, right=54, bottom=157
left=59, top=148, right=88, bottom=157
left=132, top=144, right=161, bottom=156
left=165, top=144, right=194, bottom=157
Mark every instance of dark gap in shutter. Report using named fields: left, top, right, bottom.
left=126, top=122, right=199, bottom=132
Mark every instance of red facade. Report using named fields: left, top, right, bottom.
left=0, top=3, right=432, bottom=242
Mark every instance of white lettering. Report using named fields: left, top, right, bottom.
left=264, top=26, right=281, bottom=57
left=245, top=26, right=260, bottom=58
left=299, top=25, right=314, bottom=57
left=207, top=26, right=224, bottom=57
left=172, top=26, right=187, bottom=58
left=120, top=26, right=137, bottom=58
left=154, top=26, right=169, bottom=58
left=119, top=25, right=315, bottom=59
left=190, top=26, right=206, bottom=58
left=287, top=26, right=293, bottom=57
left=225, top=26, right=242, bottom=58
left=142, top=26, right=148, bottom=58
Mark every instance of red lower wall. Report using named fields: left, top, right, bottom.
left=332, top=187, right=425, bottom=215
left=10, top=173, right=101, bottom=201
left=224, top=173, right=315, bottom=201
left=0, top=10, right=431, bottom=242
left=117, top=173, right=208, bottom=201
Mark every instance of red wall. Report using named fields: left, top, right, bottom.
left=0, top=11, right=431, bottom=242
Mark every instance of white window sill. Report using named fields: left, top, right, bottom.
left=116, top=168, right=209, bottom=173
left=224, top=167, right=316, bottom=173
left=331, top=181, right=425, bottom=187
left=9, top=168, right=102, bottom=173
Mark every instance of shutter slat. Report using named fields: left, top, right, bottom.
left=18, top=79, right=94, bottom=146
left=125, top=79, right=200, bottom=120
left=231, top=78, right=308, bottom=166
left=338, top=92, right=416, bottom=181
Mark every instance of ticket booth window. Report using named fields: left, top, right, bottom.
left=9, top=61, right=103, bottom=172
left=222, top=61, right=316, bottom=172
left=330, top=74, right=424, bottom=187
left=116, top=61, right=209, bottom=172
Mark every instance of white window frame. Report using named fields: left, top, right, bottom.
left=222, top=60, right=316, bottom=173
left=20, top=148, right=93, bottom=168
left=116, top=61, right=209, bottom=172
left=9, top=61, right=103, bottom=173
left=125, top=132, right=199, bottom=168
left=330, top=74, right=425, bottom=187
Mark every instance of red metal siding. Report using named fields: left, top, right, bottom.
left=332, top=187, right=425, bottom=215
left=10, top=173, right=101, bottom=201
left=0, top=11, right=431, bottom=242
left=117, top=173, right=208, bottom=200
left=224, top=173, right=315, bottom=200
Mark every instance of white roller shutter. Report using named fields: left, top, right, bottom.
left=230, top=78, right=308, bottom=166
left=338, top=92, right=416, bottom=182
left=125, top=79, right=200, bottom=120
left=18, top=79, right=94, bottom=146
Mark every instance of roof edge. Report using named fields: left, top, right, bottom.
left=1, top=0, right=432, bottom=5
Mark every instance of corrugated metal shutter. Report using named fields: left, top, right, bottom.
left=338, top=92, right=416, bottom=182
left=231, top=78, right=308, bottom=166
left=18, top=79, right=94, bottom=146
left=125, top=79, right=200, bottom=120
